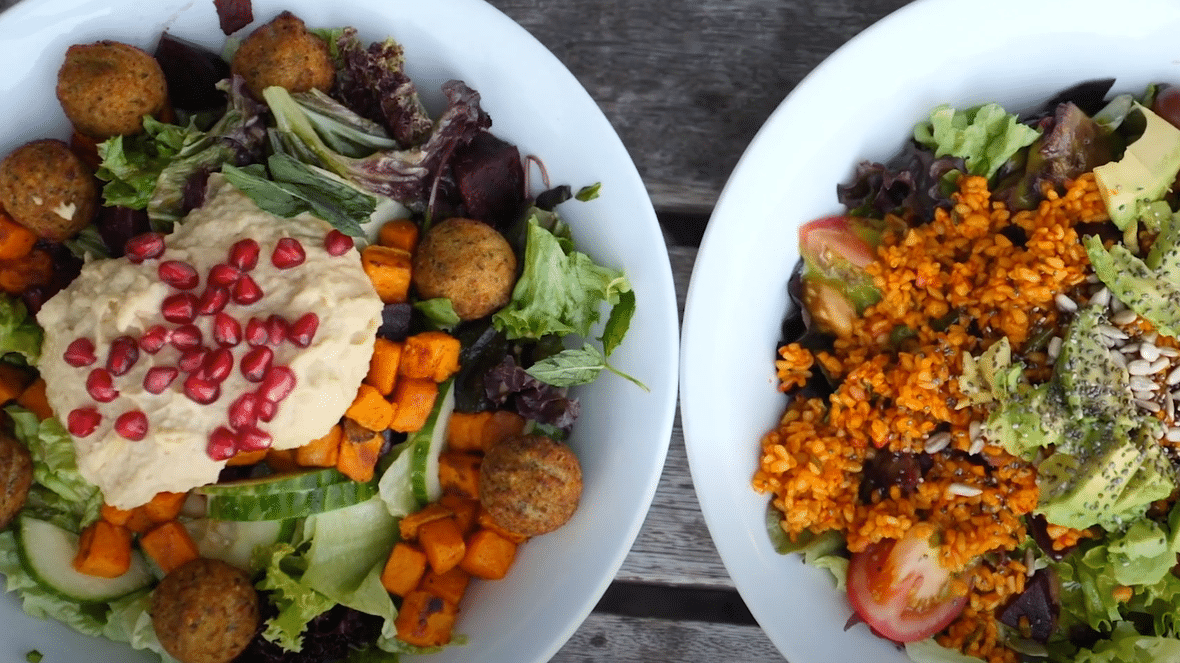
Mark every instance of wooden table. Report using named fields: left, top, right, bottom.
left=0, top=0, right=916, bottom=659
left=483, top=1, right=913, bottom=660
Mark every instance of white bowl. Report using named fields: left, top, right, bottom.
left=0, top=1, right=680, bottom=662
left=680, top=0, right=1180, bottom=661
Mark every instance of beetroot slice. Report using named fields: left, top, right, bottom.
left=213, top=0, right=253, bottom=36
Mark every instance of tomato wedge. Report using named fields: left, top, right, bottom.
left=798, top=215, right=883, bottom=337
left=845, top=527, right=968, bottom=643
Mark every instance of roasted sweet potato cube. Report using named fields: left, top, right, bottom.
left=398, top=331, right=461, bottom=382
left=482, top=410, right=526, bottom=450
left=100, top=502, right=154, bottom=534
left=345, top=383, right=394, bottom=432
left=445, top=411, right=491, bottom=452
left=399, top=503, right=454, bottom=542
left=361, top=245, right=413, bottom=304
left=418, top=517, right=466, bottom=574
left=141, top=491, right=187, bottom=523
left=388, top=378, right=438, bottom=433
left=336, top=419, right=384, bottom=483
left=439, top=494, right=479, bottom=535
left=265, top=448, right=300, bottom=472
left=365, top=338, right=403, bottom=396
left=381, top=542, right=428, bottom=597
left=228, top=448, right=268, bottom=467
left=395, top=590, right=457, bottom=647
left=0, top=213, right=36, bottom=260
left=419, top=566, right=469, bottom=605
left=0, top=362, right=31, bottom=405
left=73, top=520, right=132, bottom=578
left=378, top=218, right=420, bottom=253
left=16, top=377, right=52, bottom=420
left=477, top=505, right=529, bottom=544
left=140, top=521, right=200, bottom=574
left=438, top=451, right=481, bottom=500
left=460, top=528, right=518, bottom=580
left=296, top=424, right=342, bottom=468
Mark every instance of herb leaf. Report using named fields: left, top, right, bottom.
left=222, top=154, right=375, bottom=236
left=526, top=344, right=648, bottom=391
left=575, top=182, right=602, bottom=201
left=600, top=289, right=635, bottom=356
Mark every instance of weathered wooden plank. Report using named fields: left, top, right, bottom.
left=487, top=0, right=913, bottom=214
left=553, top=613, right=784, bottom=663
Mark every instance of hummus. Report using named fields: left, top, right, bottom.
left=37, top=176, right=383, bottom=509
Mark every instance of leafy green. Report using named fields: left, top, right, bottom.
left=905, top=639, right=988, bottom=663
left=7, top=405, right=102, bottom=530
left=599, top=290, right=635, bottom=357
left=377, top=441, right=418, bottom=518
left=413, top=298, right=461, bottom=331
left=300, top=497, right=397, bottom=624
left=526, top=343, right=647, bottom=391
left=913, top=103, right=1040, bottom=179
left=0, top=530, right=114, bottom=638
left=1072, top=623, right=1180, bottom=662
left=0, top=295, right=42, bottom=365
left=222, top=154, right=376, bottom=237
left=1050, top=542, right=1127, bottom=633
left=102, top=589, right=182, bottom=663
left=255, top=542, right=337, bottom=651
left=574, top=182, right=601, bottom=201
left=1104, top=519, right=1174, bottom=586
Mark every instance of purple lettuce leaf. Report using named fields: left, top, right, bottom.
left=333, top=28, right=434, bottom=148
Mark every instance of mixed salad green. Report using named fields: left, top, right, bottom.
left=768, top=78, right=1180, bottom=663
left=0, top=6, right=639, bottom=663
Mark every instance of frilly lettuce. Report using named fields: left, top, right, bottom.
left=905, top=639, right=987, bottom=663
left=6, top=405, right=102, bottom=530
left=255, top=543, right=337, bottom=651
left=0, top=295, right=42, bottom=365
left=913, top=103, right=1040, bottom=180
left=1073, top=623, right=1180, bottom=663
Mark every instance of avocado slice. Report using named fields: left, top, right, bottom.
left=1093, top=102, right=1180, bottom=229
left=1053, top=305, right=1136, bottom=424
left=1085, top=229, right=1180, bottom=338
left=1035, top=425, right=1149, bottom=530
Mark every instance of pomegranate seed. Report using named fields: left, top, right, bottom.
left=67, top=407, right=102, bottom=437
left=288, top=312, right=319, bottom=348
left=208, top=263, right=242, bottom=287
left=258, top=366, right=296, bottom=404
left=202, top=348, right=234, bottom=382
left=197, top=286, right=230, bottom=316
left=207, top=427, right=237, bottom=461
left=240, top=346, right=273, bottom=382
left=86, top=368, right=119, bottom=403
left=213, top=313, right=242, bottom=347
left=124, top=232, right=165, bottom=263
left=232, top=275, right=263, bottom=305
left=245, top=318, right=268, bottom=346
left=265, top=315, right=289, bottom=346
left=170, top=324, right=203, bottom=350
left=139, top=325, right=171, bottom=354
left=162, top=293, right=198, bottom=324
left=229, top=238, right=260, bottom=271
left=143, top=366, right=179, bottom=394
left=256, top=397, right=278, bottom=422
left=178, top=347, right=207, bottom=373
left=236, top=425, right=272, bottom=452
left=114, top=410, right=148, bottom=441
left=324, top=229, right=354, bottom=256
left=158, top=260, right=199, bottom=290
left=106, top=336, right=139, bottom=376
left=271, top=237, right=306, bottom=268
left=183, top=374, right=220, bottom=404
left=64, top=337, right=97, bottom=367
left=228, top=392, right=259, bottom=430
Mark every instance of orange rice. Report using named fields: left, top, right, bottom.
left=752, top=173, right=1110, bottom=663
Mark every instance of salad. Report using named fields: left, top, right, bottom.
left=0, top=2, right=641, bottom=662
left=755, top=79, right=1180, bottom=663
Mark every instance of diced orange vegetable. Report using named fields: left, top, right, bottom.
left=365, top=338, right=403, bottom=396
left=16, top=377, right=52, bottom=420
left=388, top=378, right=438, bottom=433
left=345, top=384, right=394, bottom=431
left=378, top=218, right=419, bottom=253
left=460, top=529, right=518, bottom=580
left=140, top=521, right=200, bottom=574
left=336, top=419, right=384, bottom=482
left=439, top=494, right=479, bottom=535
left=381, top=542, right=428, bottom=597
left=73, top=520, right=133, bottom=578
left=477, top=506, right=529, bottom=544
left=399, top=503, right=453, bottom=542
left=296, top=424, right=342, bottom=468
left=0, top=362, right=32, bottom=405
left=227, top=448, right=268, bottom=467
left=100, top=503, right=154, bottom=534
left=265, top=448, right=300, bottom=472
left=0, top=248, right=53, bottom=294
left=395, top=590, right=458, bottom=647
left=361, top=245, right=413, bottom=304
left=418, top=517, right=466, bottom=574
left=141, top=491, right=187, bottom=523
left=419, top=566, right=469, bottom=605
left=398, top=331, right=461, bottom=382
left=483, top=410, right=526, bottom=450
left=438, top=451, right=481, bottom=500
left=445, top=411, right=491, bottom=452
left=0, top=213, right=37, bottom=261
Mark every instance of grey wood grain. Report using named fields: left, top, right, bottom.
left=553, top=613, right=785, bottom=662
left=487, top=0, right=913, bottom=215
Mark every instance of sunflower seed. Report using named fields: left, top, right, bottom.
left=1168, top=428, right=1180, bottom=443
left=1054, top=293, right=1078, bottom=313
left=948, top=483, right=982, bottom=498
left=1047, top=336, right=1063, bottom=360
left=968, top=435, right=986, bottom=456
left=1131, top=376, right=1159, bottom=392
left=1136, top=398, right=1162, bottom=413
left=1112, top=309, right=1139, bottom=326
left=924, top=432, right=952, bottom=454
left=1168, top=365, right=1180, bottom=386
left=1141, top=343, right=1162, bottom=362
left=1090, top=287, right=1111, bottom=308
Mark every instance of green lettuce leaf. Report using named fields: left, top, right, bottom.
left=914, top=103, right=1040, bottom=179
left=7, top=405, right=102, bottom=530
left=1073, top=623, right=1180, bottom=662
left=255, top=542, right=337, bottom=651
left=0, top=295, right=42, bottom=365
left=905, top=639, right=988, bottom=663
left=1050, top=542, right=1125, bottom=633
left=300, top=497, right=397, bottom=623
left=1105, top=519, right=1174, bottom=586
left=102, top=589, right=182, bottom=663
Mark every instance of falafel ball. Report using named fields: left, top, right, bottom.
left=0, top=139, right=97, bottom=241
left=231, top=11, right=335, bottom=98
left=0, top=431, right=33, bottom=530
left=411, top=217, right=517, bottom=321
left=479, top=434, right=583, bottom=537
left=56, top=40, right=168, bottom=139
left=151, top=558, right=260, bottom=663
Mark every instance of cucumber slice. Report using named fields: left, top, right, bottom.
left=16, top=516, right=152, bottom=604
left=184, top=518, right=296, bottom=572
left=197, top=468, right=350, bottom=495
left=410, top=380, right=455, bottom=505
left=204, top=479, right=379, bottom=521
